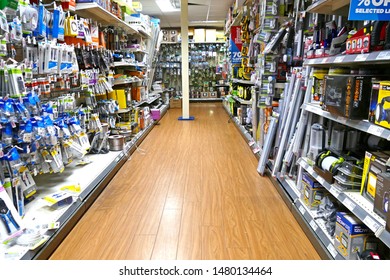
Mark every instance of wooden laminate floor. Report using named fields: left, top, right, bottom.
left=50, top=102, right=320, bottom=260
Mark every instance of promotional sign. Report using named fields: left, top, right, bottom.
left=349, top=0, right=390, bottom=21
left=229, top=26, right=242, bottom=64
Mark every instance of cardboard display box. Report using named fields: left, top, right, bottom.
left=323, top=75, right=374, bottom=120
left=334, top=212, right=375, bottom=260
left=301, top=172, right=329, bottom=209
left=169, top=98, right=182, bottom=109
left=374, top=172, right=390, bottom=220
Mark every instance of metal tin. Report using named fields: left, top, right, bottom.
left=108, top=135, right=125, bottom=151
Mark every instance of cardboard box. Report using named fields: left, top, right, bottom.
left=206, top=29, right=216, bottom=42
left=334, top=212, right=375, bottom=260
left=373, top=81, right=390, bottom=129
left=374, top=172, right=390, bottom=220
left=323, top=75, right=374, bottom=120
left=301, top=172, right=328, bottom=209
left=361, top=151, right=390, bottom=203
left=194, top=29, right=205, bottom=42
left=170, top=98, right=182, bottom=109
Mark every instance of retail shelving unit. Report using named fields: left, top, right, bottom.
left=155, top=41, right=228, bottom=101
left=261, top=0, right=390, bottom=260
left=0, top=1, right=166, bottom=260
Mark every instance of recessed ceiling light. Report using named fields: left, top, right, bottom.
left=155, top=0, right=180, bottom=12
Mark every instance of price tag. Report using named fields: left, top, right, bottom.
left=343, top=198, right=356, bottom=211
left=317, top=177, right=326, bottom=185
left=309, top=220, right=318, bottom=231
left=336, top=116, right=348, bottom=125
left=376, top=51, right=390, bottom=60
left=334, top=56, right=344, bottom=63
left=363, top=216, right=381, bottom=233
left=299, top=205, right=306, bottom=215
left=249, top=140, right=256, bottom=147
left=355, top=54, right=369, bottom=62
left=321, top=58, right=329, bottom=63
left=330, top=185, right=341, bottom=198
left=310, top=105, right=322, bottom=115
left=327, top=243, right=338, bottom=258
left=367, top=125, right=385, bottom=136
left=253, top=147, right=261, bottom=154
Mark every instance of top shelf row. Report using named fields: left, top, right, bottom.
left=75, top=3, right=149, bottom=37
left=306, top=0, right=350, bottom=16
left=304, top=50, right=390, bottom=67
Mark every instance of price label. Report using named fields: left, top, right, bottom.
left=310, top=105, right=322, bottom=115
left=367, top=125, right=385, bottom=136
left=253, top=147, right=261, bottom=154
left=309, top=220, right=318, bottom=231
left=249, top=140, right=256, bottom=147
left=376, top=51, right=390, bottom=60
left=317, top=177, right=326, bottom=185
left=334, top=56, right=344, bottom=63
left=327, top=243, right=338, bottom=258
left=299, top=205, right=306, bottom=215
left=321, top=58, right=329, bottom=63
left=355, top=54, right=369, bottom=62
left=363, top=216, right=381, bottom=233
left=336, top=116, right=348, bottom=125
left=330, top=185, right=341, bottom=198
left=343, top=198, right=356, bottom=211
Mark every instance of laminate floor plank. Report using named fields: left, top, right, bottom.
left=50, top=103, right=320, bottom=260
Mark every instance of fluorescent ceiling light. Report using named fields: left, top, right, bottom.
left=155, top=0, right=180, bottom=12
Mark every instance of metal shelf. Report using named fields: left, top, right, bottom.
left=113, top=78, right=143, bottom=86
left=232, top=78, right=255, bottom=85
left=306, top=0, right=350, bottom=16
left=134, top=94, right=161, bottom=107
left=297, top=157, right=390, bottom=248
left=114, top=61, right=147, bottom=68
left=294, top=199, right=344, bottom=260
left=303, top=50, right=390, bottom=67
left=231, top=95, right=252, bottom=105
left=75, top=3, right=137, bottom=34
left=302, top=103, right=390, bottom=140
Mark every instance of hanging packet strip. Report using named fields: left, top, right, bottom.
left=19, top=2, right=38, bottom=32
left=34, top=4, right=47, bottom=38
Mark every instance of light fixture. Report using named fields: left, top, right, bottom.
left=155, top=0, right=180, bottom=12
left=170, top=0, right=180, bottom=8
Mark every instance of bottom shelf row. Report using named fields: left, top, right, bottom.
left=0, top=105, right=169, bottom=260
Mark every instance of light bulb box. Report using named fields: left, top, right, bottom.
left=301, top=172, right=328, bottom=209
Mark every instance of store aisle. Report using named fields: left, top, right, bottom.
left=50, top=103, right=320, bottom=260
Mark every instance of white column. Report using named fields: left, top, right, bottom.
left=180, top=0, right=190, bottom=119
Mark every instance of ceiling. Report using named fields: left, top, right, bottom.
left=138, top=0, right=235, bottom=28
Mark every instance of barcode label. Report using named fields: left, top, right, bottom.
left=334, top=56, right=344, bottom=63
left=343, top=198, right=356, bottom=211
left=249, top=140, right=256, bottom=147
left=253, top=147, right=261, bottom=154
left=299, top=205, right=306, bottom=215
left=309, top=220, right=318, bottom=231
left=321, top=58, right=329, bottom=63
left=327, top=243, right=338, bottom=258
left=363, top=216, right=380, bottom=233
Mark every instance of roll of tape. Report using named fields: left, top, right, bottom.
left=321, top=155, right=339, bottom=172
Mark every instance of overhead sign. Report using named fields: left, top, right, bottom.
left=349, top=0, right=390, bottom=21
